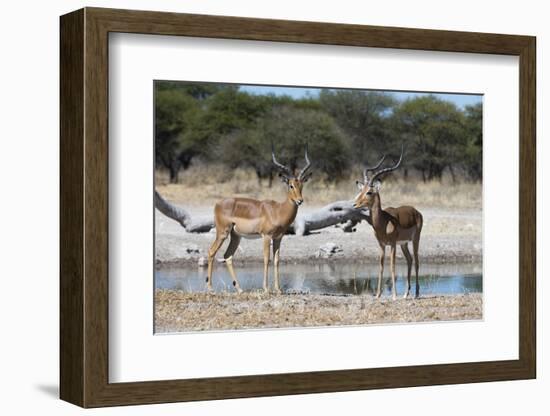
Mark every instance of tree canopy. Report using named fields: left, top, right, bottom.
left=155, top=82, right=483, bottom=183
left=218, top=106, right=350, bottom=184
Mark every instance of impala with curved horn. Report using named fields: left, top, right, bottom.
left=206, top=145, right=313, bottom=294
left=354, top=146, right=423, bottom=299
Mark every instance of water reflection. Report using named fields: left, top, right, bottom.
left=156, top=262, right=482, bottom=296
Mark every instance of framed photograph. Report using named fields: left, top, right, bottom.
left=60, top=7, right=536, bottom=408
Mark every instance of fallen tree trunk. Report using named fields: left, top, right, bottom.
left=154, top=191, right=214, bottom=233
left=290, top=200, right=371, bottom=236
left=155, top=191, right=370, bottom=235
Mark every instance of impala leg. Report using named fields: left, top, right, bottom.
left=262, top=235, right=271, bottom=293
left=413, top=238, right=420, bottom=298
left=401, top=243, right=413, bottom=299
left=272, top=238, right=282, bottom=295
left=376, top=244, right=385, bottom=298
left=206, top=228, right=230, bottom=292
left=223, top=230, right=243, bottom=293
left=390, top=244, right=397, bottom=300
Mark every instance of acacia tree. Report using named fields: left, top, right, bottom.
left=155, top=81, right=224, bottom=99
left=219, top=129, right=274, bottom=186
left=218, top=106, right=351, bottom=184
left=319, top=89, right=396, bottom=166
left=184, top=87, right=277, bottom=161
left=155, top=84, right=274, bottom=182
left=154, top=87, right=200, bottom=183
left=391, top=95, right=470, bottom=182
left=462, top=103, right=483, bottom=181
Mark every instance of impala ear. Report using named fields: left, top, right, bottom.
left=302, top=171, right=313, bottom=183
left=373, top=180, right=382, bottom=191
left=278, top=173, right=289, bottom=184
left=356, top=180, right=364, bottom=191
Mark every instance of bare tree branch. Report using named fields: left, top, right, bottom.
left=290, top=200, right=371, bottom=236
left=155, top=191, right=215, bottom=233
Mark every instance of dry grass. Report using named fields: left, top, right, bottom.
left=156, top=164, right=482, bottom=210
left=155, top=290, right=482, bottom=333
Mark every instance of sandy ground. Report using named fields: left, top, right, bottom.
left=155, top=290, right=483, bottom=332
left=155, top=205, right=482, bottom=265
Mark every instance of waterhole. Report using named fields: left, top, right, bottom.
left=156, top=262, right=482, bottom=296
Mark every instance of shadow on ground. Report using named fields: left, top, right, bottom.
left=35, top=384, right=58, bottom=399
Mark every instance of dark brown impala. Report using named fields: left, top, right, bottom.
left=206, top=147, right=313, bottom=294
left=354, top=147, right=423, bottom=300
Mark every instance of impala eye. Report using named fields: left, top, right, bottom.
left=290, top=185, right=294, bottom=189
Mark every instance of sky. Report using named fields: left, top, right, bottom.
left=239, top=85, right=482, bottom=109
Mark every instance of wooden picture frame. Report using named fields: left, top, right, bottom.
left=60, top=7, right=536, bottom=408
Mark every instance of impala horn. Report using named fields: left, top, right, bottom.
left=368, top=144, right=404, bottom=186
left=363, top=154, right=387, bottom=183
left=272, top=144, right=293, bottom=178
left=297, top=144, right=312, bottom=181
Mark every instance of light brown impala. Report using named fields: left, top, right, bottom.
left=206, top=146, right=313, bottom=294
left=354, top=147, right=423, bottom=299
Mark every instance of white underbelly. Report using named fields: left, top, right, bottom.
left=234, top=226, right=261, bottom=239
